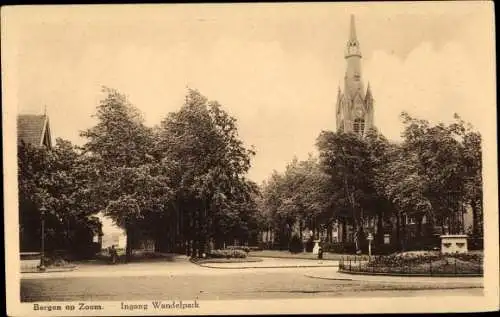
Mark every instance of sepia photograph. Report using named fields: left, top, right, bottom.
left=2, top=2, right=499, bottom=316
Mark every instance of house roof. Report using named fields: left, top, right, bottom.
left=17, top=114, right=51, bottom=147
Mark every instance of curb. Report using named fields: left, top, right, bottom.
left=304, top=273, right=484, bottom=287
left=249, top=255, right=343, bottom=261
left=304, top=274, right=353, bottom=281
left=337, top=269, right=483, bottom=278
left=190, top=257, right=338, bottom=269
left=197, top=264, right=339, bottom=269
left=21, top=266, right=78, bottom=274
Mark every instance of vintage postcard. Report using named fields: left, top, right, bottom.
left=2, top=2, right=499, bottom=316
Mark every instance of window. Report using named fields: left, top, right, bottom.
left=353, top=118, right=365, bottom=136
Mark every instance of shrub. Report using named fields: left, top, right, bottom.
left=372, top=243, right=399, bottom=255
left=322, top=242, right=357, bottom=254
left=289, top=234, right=303, bottom=253
left=226, top=246, right=250, bottom=253
left=448, top=252, right=483, bottom=264
left=208, top=249, right=247, bottom=259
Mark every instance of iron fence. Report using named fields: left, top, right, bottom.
left=338, top=253, right=483, bottom=276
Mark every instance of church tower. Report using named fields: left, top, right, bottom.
left=336, top=15, right=375, bottom=136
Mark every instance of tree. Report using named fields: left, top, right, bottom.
left=80, top=87, right=163, bottom=261
left=18, top=138, right=102, bottom=256
left=363, top=129, right=397, bottom=245
left=462, top=130, right=483, bottom=237
left=374, top=143, right=432, bottom=249
left=259, top=171, right=288, bottom=249
left=156, top=88, right=256, bottom=257
left=258, top=155, right=334, bottom=250
left=400, top=112, right=473, bottom=235
left=316, top=131, right=376, bottom=252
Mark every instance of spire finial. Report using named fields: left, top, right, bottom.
left=349, top=14, right=357, bottom=41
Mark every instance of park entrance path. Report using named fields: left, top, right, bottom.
left=20, top=257, right=339, bottom=280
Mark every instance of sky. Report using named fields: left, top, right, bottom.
left=6, top=2, right=496, bottom=184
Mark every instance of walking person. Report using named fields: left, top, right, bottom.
left=110, top=245, right=118, bottom=264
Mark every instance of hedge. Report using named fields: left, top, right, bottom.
left=208, top=249, right=247, bottom=259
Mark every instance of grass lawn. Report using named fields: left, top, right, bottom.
left=248, top=250, right=353, bottom=260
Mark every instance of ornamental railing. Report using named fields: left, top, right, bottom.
left=338, top=254, right=483, bottom=276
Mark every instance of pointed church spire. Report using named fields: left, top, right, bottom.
left=345, top=14, right=361, bottom=58
left=366, top=82, right=372, bottom=100
left=349, top=14, right=357, bottom=42
left=337, top=15, right=374, bottom=135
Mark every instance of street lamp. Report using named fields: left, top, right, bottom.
left=39, top=206, right=46, bottom=272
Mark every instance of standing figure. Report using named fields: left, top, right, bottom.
left=110, top=245, right=118, bottom=264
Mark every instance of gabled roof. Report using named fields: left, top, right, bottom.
left=17, top=114, right=52, bottom=148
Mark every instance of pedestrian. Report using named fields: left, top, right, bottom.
left=110, top=245, right=118, bottom=264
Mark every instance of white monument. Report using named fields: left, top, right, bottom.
left=440, top=234, right=468, bottom=254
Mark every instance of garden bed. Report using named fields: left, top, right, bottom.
left=339, top=251, right=483, bottom=276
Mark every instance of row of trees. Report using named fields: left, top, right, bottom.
left=259, top=113, right=483, bottom=251
left=19, top=85, right=483, bottom=257
left=19, top=87, right=260, bottom=260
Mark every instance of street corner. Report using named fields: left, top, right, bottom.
left=304, top=270, right=485, bottom=289
left=304, top=272, right=354, bottom=281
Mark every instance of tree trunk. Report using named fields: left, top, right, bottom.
left=395, top=213, right=401, bottom=250
left=471, top=200, right=480, bottom=237
left=327, top=222, right=333, bottom=243
left=400, top=215, right=406, bottom=251
left=416, top=216, right=423, bottom=240
left=376, top=213, right=383, bottom=245
left=193, top=215, right=199, bottom=258
left=125, top=222, right=133, bottom=263
left=341, top=219, right=347, bottom=243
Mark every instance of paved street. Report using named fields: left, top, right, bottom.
left=21, top=258, right=483, bottom=302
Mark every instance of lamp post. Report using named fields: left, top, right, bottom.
left=39, top=206, right=46, bottom=272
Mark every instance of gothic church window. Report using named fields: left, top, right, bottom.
left=353, top=118, right=365, bottom=136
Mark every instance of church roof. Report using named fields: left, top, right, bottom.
left=17, top=114, right=52, bottom=147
